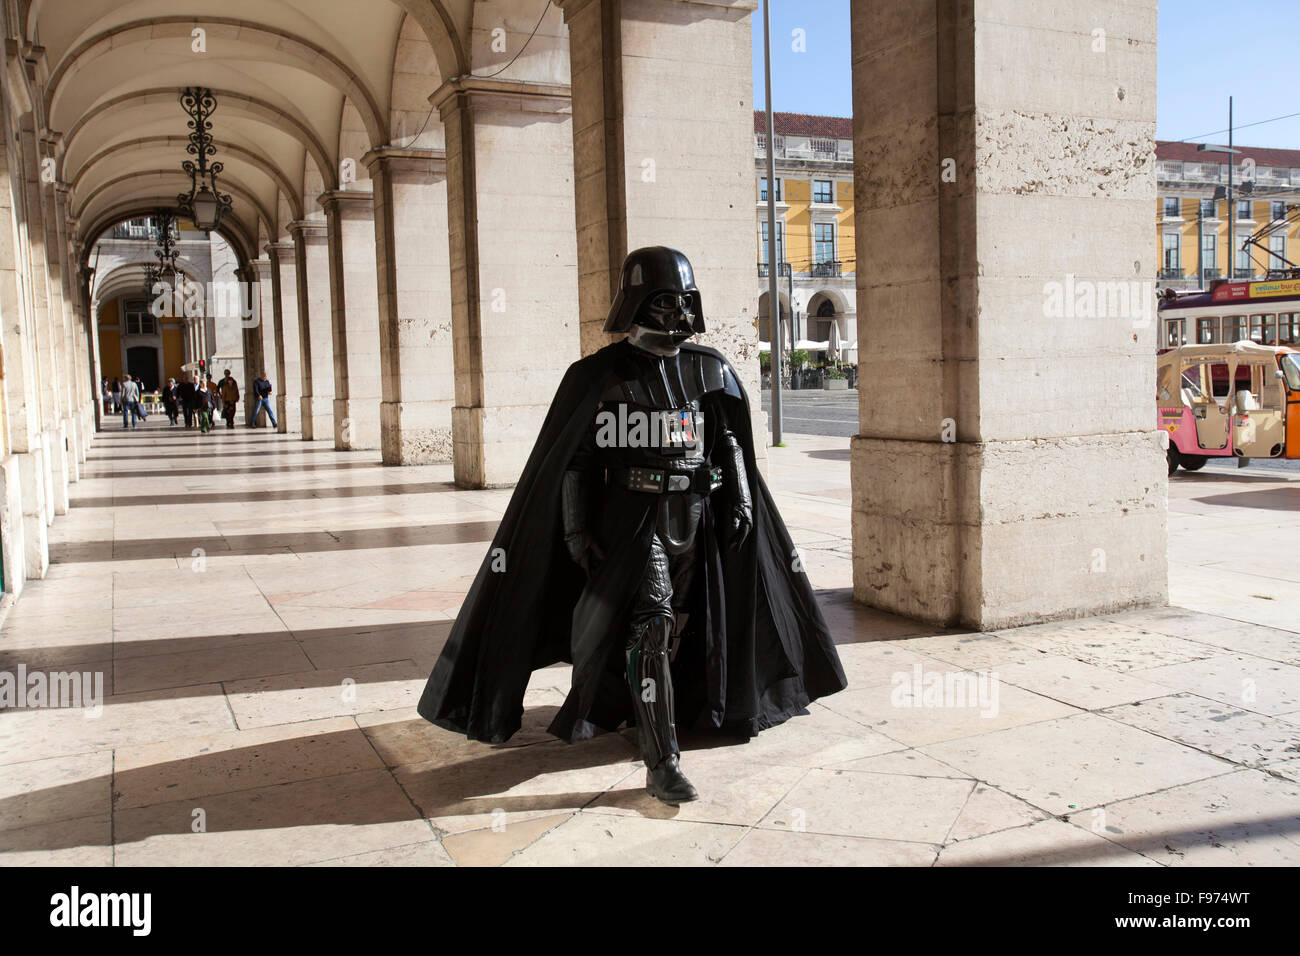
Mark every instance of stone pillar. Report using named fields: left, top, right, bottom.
left=0, top=109, right=43, bottom=586
left=266, top=242, right=303, bottom=434
left=849, top=0, right=1165, bottom=629
left=434, top=76, right=580, bottom=487
left=559, top=0, right=764, bottom=459
left=319, top=190, right=382, bottom=450
left=246, top=258, right=278, bottom=427
left=363, top=146, right=455, bottom=464
left=286, top=220, right=335, bottom=440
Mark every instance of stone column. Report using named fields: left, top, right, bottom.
left=849, top=0, right=1165, bottom=629
left=0, top=111, right=45, bottom=585
left=434, top=76, right=580, bottom=487
left=559, top=0, right=764, bottom=458
left=265, top=242, right=302, bottom=434
left=319, top=190, right=382, bottom=450
left=286, top=220, right=335, bottom=440
left=363, top=146, right=454, bottom=464
left=16, top=124, right=61, bottom=530
left=246, top=258, right=278, bottom=427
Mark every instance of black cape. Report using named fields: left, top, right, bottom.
left=417, top=340, right=846, bottom=744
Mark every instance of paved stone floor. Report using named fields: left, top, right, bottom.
left=1, top=420, right=1298, bottom=866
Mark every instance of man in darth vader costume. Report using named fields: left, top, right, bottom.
left=417, top=247, right=846, bottom=804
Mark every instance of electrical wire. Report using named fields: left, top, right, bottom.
left=1176, top=109, right=1300, bottom=144
left=402, top=0, right=554, bottom=144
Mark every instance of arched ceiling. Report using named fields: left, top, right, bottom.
left=24, top=0, right=476, bottom=258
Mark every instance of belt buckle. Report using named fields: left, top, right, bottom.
left=708, top=466, right=723, bottom=492
left=627, top=466, right=666, bottom=493
left=665, top=473, right=691, bottom=493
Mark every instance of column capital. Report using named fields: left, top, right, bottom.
left=286, top=218, right=329, bottom=240
left=360, top=145, right=447, bottom=176
left=265, top=240, right=295, bottom=260
left=249, top=257, right=273, bottom=278
left=316, top=189, right=375, bottom=217
left=429, top=75, right=570, bottom=121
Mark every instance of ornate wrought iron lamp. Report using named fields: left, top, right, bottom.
left=175, top=88, right=232, bottom=232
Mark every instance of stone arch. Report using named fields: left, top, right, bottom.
left=45, top=18, right=387, bottom=150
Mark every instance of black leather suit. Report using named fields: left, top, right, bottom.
left=561, top=346, right=752, bottom=772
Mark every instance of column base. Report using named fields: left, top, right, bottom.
left=381, top=400, right=452, bottom=465
left=16, top=448, right=49, bottom=580
left=299, top=395, right=334, bottom=442
left=333, top=397, right=380, bottom=450
left=850, top=431, right=1168, bottom=630
left=64, top=416, right=81, bottom=484
left=451, top=403, right=550, bottom=488
left=0, top=455, right=27, bottom=595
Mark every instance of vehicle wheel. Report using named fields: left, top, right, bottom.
left=1167, top=446, right=1181, bottom=476
left=1181, top=455, right=1208, bottom=471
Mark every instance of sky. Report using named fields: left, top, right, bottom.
left=752, top=0, right=1300, bottom=150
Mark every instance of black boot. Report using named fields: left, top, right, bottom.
left=626, top=615, right=698, bottom=805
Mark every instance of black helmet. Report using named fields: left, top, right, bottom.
left=603, top=246, right=705, bottom=335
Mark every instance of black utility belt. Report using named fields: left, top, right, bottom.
left=613, top=464, right=722, bottom=495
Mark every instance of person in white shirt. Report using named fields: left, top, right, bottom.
left=120, top=375, right=143, bottom=428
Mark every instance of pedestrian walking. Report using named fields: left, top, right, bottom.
left=162, top=378, right=180, bottom=425
left=101, top=377, right=112, bottom=414
left=218, top=368, right=240, bottom=430
left=111, top=377, right=122, bottom=414
left=178, top=375, right=198, bottom=428
left=248, top=371, right=277, bottom=428
left=120, top=375, right=141, bottom=428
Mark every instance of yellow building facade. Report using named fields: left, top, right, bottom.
left=1156, top=141, right=1300, bottom=289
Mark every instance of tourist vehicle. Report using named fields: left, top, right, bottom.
left=1158, top=339, right=1300, bottom=473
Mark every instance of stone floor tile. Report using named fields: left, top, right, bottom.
left=921, top=713, right=1233, bottom=816
left=760, top=768, right=974, bottom=844
left=935, top=818, right=1160, bottom=867
left=719, top=828, right=938, bottom=866
left=504, top=813, right=746, bottom=866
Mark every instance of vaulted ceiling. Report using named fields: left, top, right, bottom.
left=17, top=0, right=569, bottom=264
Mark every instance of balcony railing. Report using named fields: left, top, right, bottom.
left=111, top=221, right=153, bottom=240
left=1158, top=267, right=1183, bottom=280
left=755, top=137, right=852, bottom=163
left=757, top=261, right=792, bottom=278
left=810, top=260, right=842, bottom=278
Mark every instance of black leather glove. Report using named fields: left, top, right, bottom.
left=562, top=469, right=605, bottom=574
left=717, top=427, right=752, bottom=551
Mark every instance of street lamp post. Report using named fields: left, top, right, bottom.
left=761, top=0, right=782, bottom=446
left=1199, top=97, right=1239, bottom=283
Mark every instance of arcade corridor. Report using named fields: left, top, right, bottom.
left=2, top=423, right=1297, bottom=866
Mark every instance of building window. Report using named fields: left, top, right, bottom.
left=1162, top=233, right=1180, bottom=274
left=1199, top=199, right=1216, bottom=218
left=1270, top=234, right=1287, bottom=270
left=812, top=179, right=833, bottom=204
left=1163, top=197, right=1180, bottom=218
left=124, top=299, right=156, bottom=335
left=1201, top=234, right=1217, bottom=272
left=1272, top=200, right=1287, bottom=221
left=759, top=221, right=784, bottom=263
left=1237, top=200, right=1253, bottom=220
left=814, top=223, right=835, bottom=264
left=1235, top=234, right=1253, bottom=277
left=759, top=177, right=782, bottom=202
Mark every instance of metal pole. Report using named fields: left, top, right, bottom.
left=1227, top=96, right=1234, bottom=280
left=762, top=0, right=782, bottom=445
